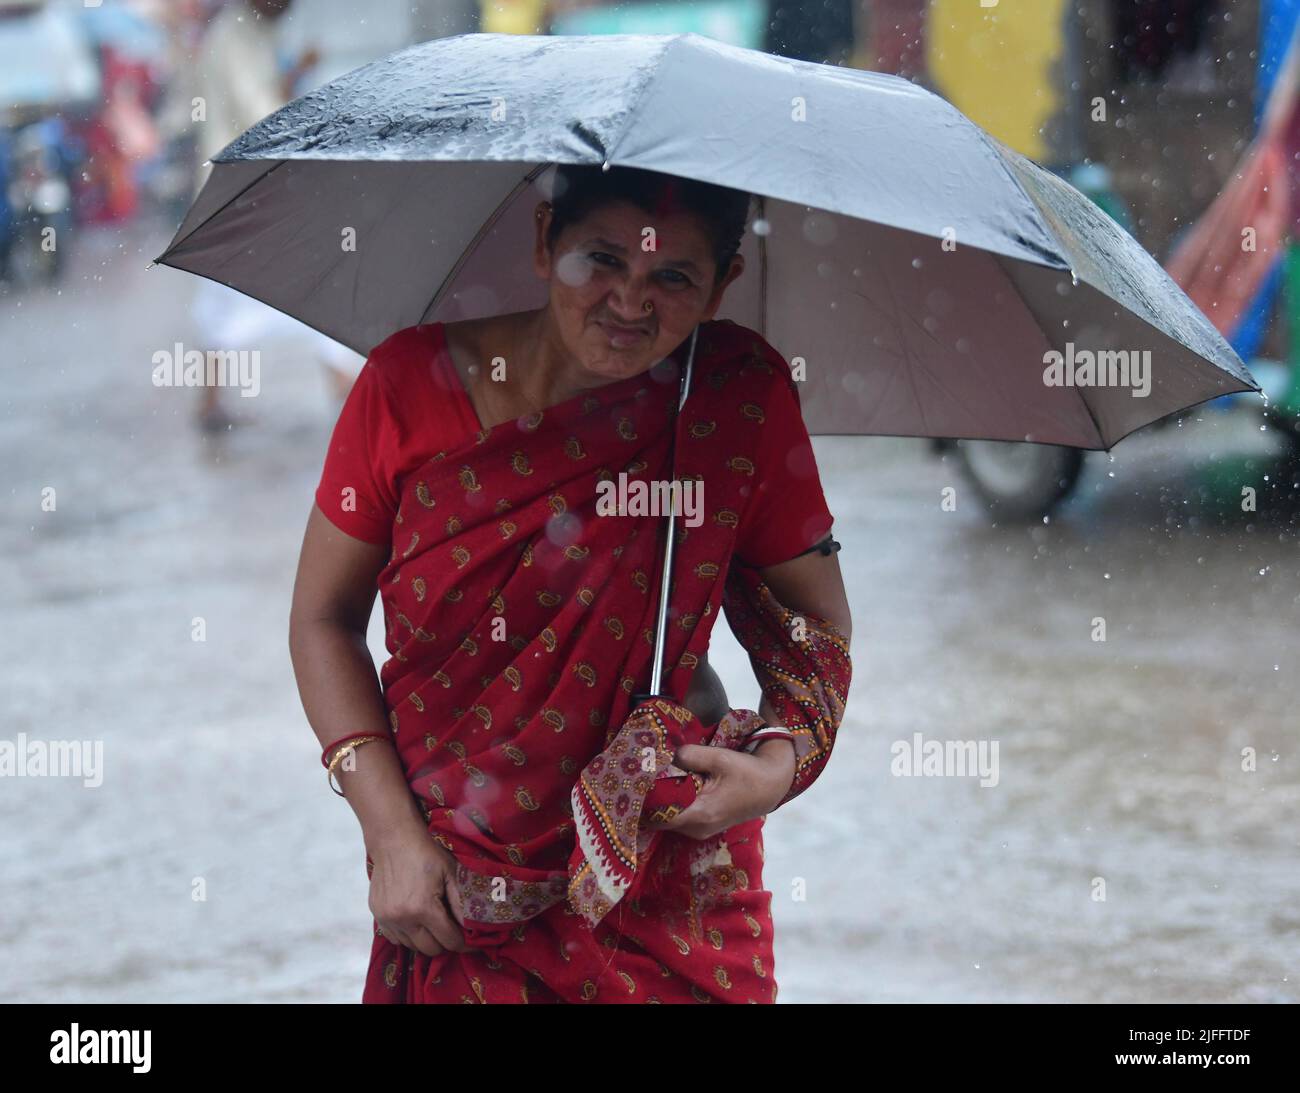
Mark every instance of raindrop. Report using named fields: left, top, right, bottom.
left=801, top=214, right=836, bottom=247
left=911, top=257, right=923, bottom=270
left=554, top=251, right=593, bottom=288
left=752, top=218, right=771, bottom=236
left=840, top=372, right=866, bottom=396
left=926, top=288, right=953, bottom=315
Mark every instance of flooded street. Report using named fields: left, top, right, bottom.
left=2, top=219, right=1296, bottom=1003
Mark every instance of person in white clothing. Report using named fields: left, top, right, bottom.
left=186, top=0, right=361, bottom=430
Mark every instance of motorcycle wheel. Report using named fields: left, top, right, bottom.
left=952, top=439, right=1085, bottom=520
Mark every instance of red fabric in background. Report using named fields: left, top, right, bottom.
left=867, top=0, right=929, bottom=81
left=314, top=322, right=834, bottom=568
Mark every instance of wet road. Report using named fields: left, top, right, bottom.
left=1, top=218, right=1296, bottom=1002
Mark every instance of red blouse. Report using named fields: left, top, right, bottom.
left=314, top=322, right=834, bottom=569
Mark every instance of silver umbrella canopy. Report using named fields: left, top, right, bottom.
left=153, top=31, right=1257, bottom=450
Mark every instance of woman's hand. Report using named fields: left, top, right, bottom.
left=650, top=738, right=796, bottom=840
left=367, top=820, right=471, bottom=958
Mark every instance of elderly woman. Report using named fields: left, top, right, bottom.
left=289, top=164, right=852, bottom=1004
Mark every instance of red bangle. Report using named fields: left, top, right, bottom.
left=321, top=732, right=389, bottom=769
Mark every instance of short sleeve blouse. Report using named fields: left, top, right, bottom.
left=313, top=323, right=834, bottom=567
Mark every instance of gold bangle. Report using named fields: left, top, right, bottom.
left=323, top=733, right=388, bottom=770
left=325, top=734, right=387, bottom=771
left=327, top=736, right=388, bottom=797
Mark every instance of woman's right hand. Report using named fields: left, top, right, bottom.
left=367, top=821, right=471, bottom=957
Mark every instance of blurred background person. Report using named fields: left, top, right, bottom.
left=181, top=0, right=333, bottom=431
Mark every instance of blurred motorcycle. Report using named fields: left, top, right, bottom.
left=0, top=0, right=99, bottom=286
left=0, top=116, right=76, bottom=286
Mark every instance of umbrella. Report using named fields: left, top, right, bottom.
left=150, top=31, right=1260, bottom=689
left=152, top=31, right=1257, bottom=446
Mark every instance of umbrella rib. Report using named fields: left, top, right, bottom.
left=416, top=162, right=550, bottom=327
left=601, top=35, right=687, bottom=167
left=851, top=277, right=969, bottom=419
left=992, top=254, right=1107, bottom=448
left=157, top=160, right=286, bottom=261
left=1072, top=387, right=1108, bottom=449
left=893, top=306, right=982, bottom=423
left=879, top=271, right=932, bottom=435
left=756, top=195, right=768, bottom=340
left=834, top=268, right=917, bottom=415
left=967, top=129, right=1066, bottom=269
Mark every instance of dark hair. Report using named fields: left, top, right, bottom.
left=545, top=164, right=752, bottom=287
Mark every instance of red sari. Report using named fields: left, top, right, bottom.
left=356, top=319, right=850, bottom=1003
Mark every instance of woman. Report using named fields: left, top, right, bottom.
left=289, top=164, right=852, bottom=1003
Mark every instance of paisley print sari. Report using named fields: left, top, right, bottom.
left=361, top=319, right=851, bottom=1004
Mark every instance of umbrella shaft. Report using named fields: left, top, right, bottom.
left=648, top=510, right=677, bottom=697
left=648, top=326, right=698, bottom=697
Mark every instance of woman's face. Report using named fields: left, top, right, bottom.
left=533, top=197, right=745, bottom=383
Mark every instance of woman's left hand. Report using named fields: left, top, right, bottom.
left=650, top=738, right=796, bottom=840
